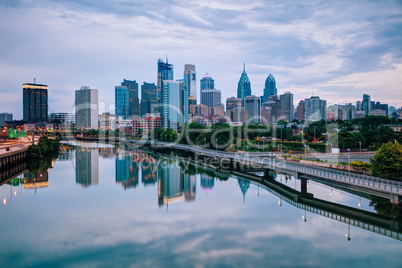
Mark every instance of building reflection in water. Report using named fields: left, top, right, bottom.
left=237, top=178, right=250, bottom=204
left=158, top=162, right=184, bottom=207
left=184, top=174, right=196, bottom=202
left=142, top=160, right=157, bottom=186
left=116, top=154, right=139, bottom=190
left=200, top=174, right=214, bottom=195
left=76, top=148, right=99, bottom=187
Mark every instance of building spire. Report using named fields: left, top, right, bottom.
left=243, top=62, right=245, bottom=72
left=166, top=54, right=168, bottom=63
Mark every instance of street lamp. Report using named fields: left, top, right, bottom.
left=347, top=148, right=351, bottom=178
left=359, top=142, right=361, bottom=153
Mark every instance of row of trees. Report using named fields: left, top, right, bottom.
left=27, top=136, right=60, bottom=173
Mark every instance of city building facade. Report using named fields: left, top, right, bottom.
left=75, top=86, right=98, bottom=129
left=23, top=83, right=48, bottom=123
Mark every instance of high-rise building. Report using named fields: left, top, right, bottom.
left=121, top=79, right=139, bottom=117
left=23, top=83, right=48, bottom=123
left=158, top=163, right=183, bottom=206
left=263, top=73, right=277, bottom=102
left=356, top=101, right=362, bottom=111
left=226, top=97, right=242, bottom=111
left=227, top=107, right=248, bottom=123
left=296, top=100, right=305, bottom=121
left=157, top=58, right=173, bottom=101
left=237, top=63, right=251, bottom=99
left=244, top=95, right=261, bottom=123
left=202, top=89, right=221, bottom=107
left=176, top=79, right=189, bottom=125
left=184, top=64, right=197, bottom=104
left=75, top=86, right=98, bottom=129
left=362, top=94, right=370, bottom=116
left=161, top=80, right=181, bottom=131
left=115, top=85, right=129, bottom=119
left=200, top=73, right=214, bottom=105
left=0, top=113, right=12, bottom=127
left=279, top=92, right=293, bottom=122
left=189, top=96, right=197, bottom=106
left=304, top=96, right=327, bottom=122
left=140, top=82, right=158, bottom=116
left=76, top=148, right=99, bottom=187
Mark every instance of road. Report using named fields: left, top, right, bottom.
left=0, top=136, right=39, bottom=155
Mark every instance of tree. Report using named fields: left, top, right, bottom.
left=375, top=125, right=396, bottom=148
left=370, top=141, right=402, bottom=180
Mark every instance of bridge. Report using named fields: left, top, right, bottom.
left=125, top=139, right=402, bottom=204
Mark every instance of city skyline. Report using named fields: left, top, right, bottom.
left=0, top=1, right=401, bottom=119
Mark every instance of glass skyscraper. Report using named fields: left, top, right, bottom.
left=161, top=80, right=181, bottom=131
left=140, top=82, right=158, bottom=116
left=237, top=63, right=251, bottom=100
left=184, top=64, right=196, bottom=104
left=115, top=86, right=129, bottom=119
left=200, top=73, right=214, bottom=105
left=263, top=73, right=277, bottom=102
left=157, top=58, right=173, bottom=102
left=121, top=79, right=139, bottom=117
left=362, top=94, right=371, bottom=116
left=75, top=86, right=98, bottom=129
left=23, top=83, right=48, bottom=123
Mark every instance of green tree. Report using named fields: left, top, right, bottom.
left=370, top=141, right=402, bottom=180
left=375, top=125, right=396, bottom=148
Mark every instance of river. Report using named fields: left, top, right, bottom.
left=0, top=144, right=401, bottom=267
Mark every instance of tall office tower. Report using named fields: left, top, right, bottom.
left=356, top=101, right=362, bottom=111
left=262, top=73, right=277, bottom=103
left=140, top=82, right=158, bottom=116
left=237, top=63, right=251, bottom=100
left=200, top=73, right=214, bottom=105
left=244, top=95, right=261, bottom=123
left=184, top=64, right=197, bottom=104
left=0, top=113, right=12, bottom=126
left=296, top=100, right=305, bottom=121
left=76, top=148, right=99, bottom=187
left=115, top=85, right=129, bottom=119
left=226, top=97, right=243, bottom=111
left=362, top=94, right=370, bottom=116
left=202, top=89, right=221, bottom=107
left=23, top=83, right=48, bottom=123
left=279, top=92, right=294, bottom=122
left=157, top=58, right=174, bottom=102
left=304, top=96, right=327, bottom=122
left=121, top=79, right=139, bottom=117
left=228, top=107, right=248, bottom=123
left=189, top=96, right=197, bottom=106
left=75, top=86, right=99, bottom=129
left=161, top=80, right=181, bottom=131
left=176, top=79, right=189, bottom=125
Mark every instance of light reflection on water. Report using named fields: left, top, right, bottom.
left=0, top=147, right=401, bottom=267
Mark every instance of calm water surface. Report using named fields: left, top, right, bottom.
left=0, top=146, right=401, bottom=267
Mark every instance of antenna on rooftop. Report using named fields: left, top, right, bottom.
left=166, top=54, right=168, bottom=63
left=34, top=78, right=36, bottom=84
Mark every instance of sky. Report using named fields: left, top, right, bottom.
left=1, top=0, right=402, bottom=119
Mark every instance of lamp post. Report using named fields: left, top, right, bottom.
left=204, top=138, right=206, bottom=148
left=359, top=142, right=361, bottom=153
left=215, top=138, right=217, bottom=153
left=347, top=148, right=351, bottom=178
left=263, top=140, right=265, bottom=152
left=197, top=137, right=199, bottom=147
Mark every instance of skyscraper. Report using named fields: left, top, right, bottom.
left=279, top=92, right=294, bottom=122
left=23, top=83, right=48, bottom=123
left=362, top=94, right=371, bottom=117
left=244, top=95, right=261, bottom=123
left=140, top=82, right=158, bottom=116
left=161, top=80, right=181, bottom=131
left=75, top=86, right=98, bottom=129
left=296, top=100, right=305, bottom=121
left=176, top=78, right=189, bottom=125
left=184, top=64, right=197, bottom=104
left=121, top=79, right=139, bottom=117
left=304, top=96, right=327, bottom=122
left=157, top=58, right=173, bottom=102
left=202, top=89, right=221, bottom=107
left=200, top=73, right=214, bottom=105
left=226, top=97, right=243, bottom=111
left=0, top=113, right=12, bottom=127
left=237, top=63, right=251, bottom=100
left=115, top=85, right=129, bottom=119
left=263, top=73, right=277, bottom=102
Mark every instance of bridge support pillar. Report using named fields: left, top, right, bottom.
left=295, top=171, right=299, bottom=179
left=263, top=169, right=274, bottom=181
left=390, top=194, right=402, bottom=205
left=301, top=178, right=308, bottom=194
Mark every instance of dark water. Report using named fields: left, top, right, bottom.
left=0, top=146, right=401, bottom=267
